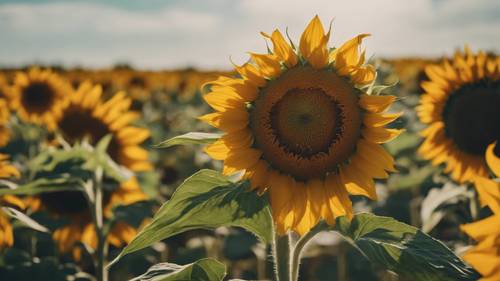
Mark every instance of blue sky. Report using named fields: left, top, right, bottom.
left=1, top=0, right=499, bottom=70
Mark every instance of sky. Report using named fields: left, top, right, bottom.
left=0, top=0, right=499, bottom=70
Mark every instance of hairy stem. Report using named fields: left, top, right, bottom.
left=291, top=223, right=326, bottom=281
left=273, top=233, right=291, bottom=281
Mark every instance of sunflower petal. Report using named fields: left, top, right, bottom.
left=300, top=15, right=330, bottom=69
left=249, top=53, right=281, bottom=79
left=485, top=142, right=500, bottom=177
left=359, top=94, right=396, bottom=113
left=261, top=30, right=298, bottom=68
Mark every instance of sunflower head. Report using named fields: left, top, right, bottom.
left=417, top=47, right=500, bottom=183
left=9, top=68, right=72, bottom=130
left=27, top=82, right=151, bottom=253
left=200, top=16, right=402, bottom=235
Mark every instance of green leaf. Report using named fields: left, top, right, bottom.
left=420, top=183, right=472, bottom=233
left=334, top=213, right=479, bottom=281
left=2, top=207, right=49, bottom=233
left=28, top=139, right=130, bottom=183
left=0, top=177, right=84, bottom=196
left=154, top=132, right=222, bottom=148
left=131, top=258, right=226, bottom=281
left=109, top=169, right=272, bottom=267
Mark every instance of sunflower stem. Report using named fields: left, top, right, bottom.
left=92, top=167, right=108, bottom=281
left=291, top=222, right=327, bottom=281
left=273, top=232, right=291, bottom=281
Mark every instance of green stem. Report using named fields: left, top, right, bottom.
left=94, top=168, right=108, bottom=281
left=291, top=223, right=326, bottom=281
left=273, top=233, right=291, bottom=281
left=85, top=168, right=108, bottom=281
left=469, top=188, right=480, bottom=222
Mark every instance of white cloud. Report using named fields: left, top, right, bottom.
left=0, top=0, right=499, bottom=69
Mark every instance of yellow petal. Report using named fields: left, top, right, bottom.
left=359, top=94, right=396, bottom=113
left=334, top=34, right=370, bottom=75
left=363, top=112, right=403, bottom=127
left=203, top=91, right=246, bottom=112
left=362, top=127, right=403, bottom=143
left=473, top=176, right=500, bottom=214
left=204, top=130, right=252, bottom=160
left=198, top=109, right=249, bottom=132
left=340, top=164, right=377, bottom=200
left=249, top=53, right=281, bottom=79
left=325, top=173, right=353, bottom=220
left=234, top=63, right=266, bottom=87
left=222, top=148, right=262, bottom=175
left=485, top=142, right=500, bottom=177
left=356, top=139, right=396, bottom=172
left=300, top=15, right=330, bottom=69
left=261, top=30, right=298, bottom=68
left=117, top=127, right=150, bottom=145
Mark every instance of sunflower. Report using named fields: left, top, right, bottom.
left=28, top=81, right=151, bottom=253
left=0, top=154, right=22, bottom=249
left=460, top=143, right=500, bottom=280
left=417, top=47, right=500, bottom=183
left=200, top=16, right=402, bottom=235
left=0, top=74, right=10, bottom=100
left=0, top=99, right=12, bottom=147
left=8, top=68, right=72, bottom=130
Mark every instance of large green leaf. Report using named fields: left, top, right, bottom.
left=109, top=169, right=272, bottom=267
left=154, top=132, right=221, bottom=148
left=131, top=258, right=226, bottom=281
left=334, top=213, right=479, bottom=281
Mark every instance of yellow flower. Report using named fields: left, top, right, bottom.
left=0, top=155, right=22, bottom=249
left=27, top=81, right=151, bottom=253
left=200, top=16, right=401, bottom=235
left=0, top=74, right=10, bottom=100
left=417, top=47, right=500, bottom=183
left=8, top=68, right=72, bottom=130
left=461, top=143, right=500, bottom=280
left=0, top=99, right=12, bottom=147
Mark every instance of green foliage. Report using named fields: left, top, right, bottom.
left=0, top=136, right=130, bottom=196
left=131, top=258, right=226, bottom=281
left=154, top=132, right=222, bottom=148
left=1, top=207, right=48, bottom=233
left=29, top=135, right=130, bottom=183
left=109, top=169, right=273, bottom=267
left=334, top=213, right=480, bottom=281
left=420, top=183, right=473, bottom=233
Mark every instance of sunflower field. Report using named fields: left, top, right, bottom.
left=0, top=15, right=499, bottom=281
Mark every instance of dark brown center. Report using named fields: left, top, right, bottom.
left=21, top=82, right=55, bottom=114
left=443, top=79, right=500, bottom=156
left=250, top=67, right=362, bottom=180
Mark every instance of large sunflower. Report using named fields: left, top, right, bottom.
left=417, top=48, right=500, bottom=183
left=9, top=68, right=72, bottom=130
left=0, top=154, right=22, bottom=249
left=28, top=81, right=151, bottom=253
left=200, top=16, right=402, bottom=235
left=460, top=143, right=500, bottom=280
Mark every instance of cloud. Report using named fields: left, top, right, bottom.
left=0, top=0, right=499, bottom=69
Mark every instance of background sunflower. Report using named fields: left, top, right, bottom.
left=27, top=82, right=151, bottom=253
left=8, top=68, right=72, bottom=130
left=417, top=48, right=500, bottom=183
